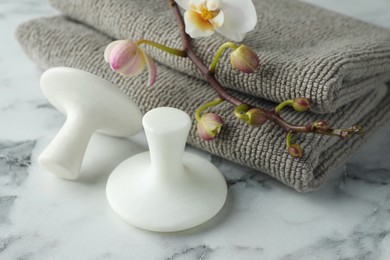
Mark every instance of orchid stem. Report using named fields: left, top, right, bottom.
left=275, top=100, right=293, bottom=114
left=195, top=98, right=225, bottom=122
left=233, top=104, right=250, bottom=121
left=286, top=131, right=293, bottom=147
left=209, top=42, right=239, bottom=74
left=136, top=39, right=187, bottom=57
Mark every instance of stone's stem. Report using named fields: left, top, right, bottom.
left=136, top=39, right=187, bottom=57
left=286, top=131, right=293, bottom=147
left=233, top=104, right=250, bottom=121
left=38, top=114, right=96, bottom=180
left=144, top=108, right=190, bottom=180
left=195, top=98, right=225, bottom=122
left=275, top=100, right=293, bottom=114
left=209, top=42, right=239, bottom=74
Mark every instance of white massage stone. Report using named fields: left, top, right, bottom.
left=39, top=67, right=143, bottom=180
left=106, top=107, right=227, bottom=232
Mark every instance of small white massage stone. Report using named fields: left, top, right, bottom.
left=38, top=67, right=143, bottom=180
left=106, top=107, right=227, bottom=232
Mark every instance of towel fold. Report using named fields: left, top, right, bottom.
left=16, top=16, right=390, bottom=192
left=47, top=0, right=390, bottom=113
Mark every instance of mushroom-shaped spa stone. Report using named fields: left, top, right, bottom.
left=106, top=107, right=228, bottom=232
left=38, top=67, right=143, bottom=180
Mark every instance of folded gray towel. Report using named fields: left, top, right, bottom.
left=16, top=16, right=390, bottom=192
left=48, top=0, right=390, bottom=113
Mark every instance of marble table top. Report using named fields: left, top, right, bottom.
left=1, top=0, right=390, bottom=259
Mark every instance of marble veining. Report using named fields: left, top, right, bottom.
left=0, top=0, right=390, bottom=259
left=280, top=199, right=390, bottom=260
left=0, top=140, right=36, bottom=186
left=166, top=245, right=213, bottom=260
left=0, top=235, right=20, bottom=253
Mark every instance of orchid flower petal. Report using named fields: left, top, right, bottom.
left=206, top=0, right=220, bottom=11
left=210, top=9, right=224, bottom=29
left=216, top=26, right=246, bottom=42
left=184, top=10, right=215, bottom=38
left=140, top=49, right=157, bottom=86
left=215, top=0, right=257, bottom=41
left=190, top=0, right=206, bottom=7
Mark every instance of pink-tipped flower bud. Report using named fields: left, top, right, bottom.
left=197, top=113, right=224, bottom=141
left=104, top=40, right=157, bottom=86
left=312, top=120, right=329, bottom=131
left=230, top=45, right=260, bottom=73
left=245, top=108, right=268, bottom=126
left=288, top=143, right=304, bottom=158
left=292, top=98, right=310, bottom=112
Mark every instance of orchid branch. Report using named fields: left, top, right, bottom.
left=168, top=0, right=363, bottom=157
left=104, top=0, right=363, bottom=159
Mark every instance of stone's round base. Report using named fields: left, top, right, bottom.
left=106, top=151, right=227, bottom=232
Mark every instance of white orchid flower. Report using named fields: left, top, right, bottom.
left=175, top=0, right=257, bottom=42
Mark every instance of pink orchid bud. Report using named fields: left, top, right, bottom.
left=104, top=40, right=157, bottom=86
left=288, top=143, right=304, bottom=158
left=230, top=45, right=259, bottom=73
left=197, top=113, right=224, bottom=141
left=313, top=120, right=329, bottom=131
left=245, top=108, right=268, bottom=126
left=292, top=98, right=310, bottom=112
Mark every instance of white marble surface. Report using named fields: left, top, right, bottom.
left=1, top=0, right=390, bottom=259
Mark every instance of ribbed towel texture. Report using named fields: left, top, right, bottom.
left=16, top=15, right=390, bottom=192
left=48, top=0, right=390, bottom=113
